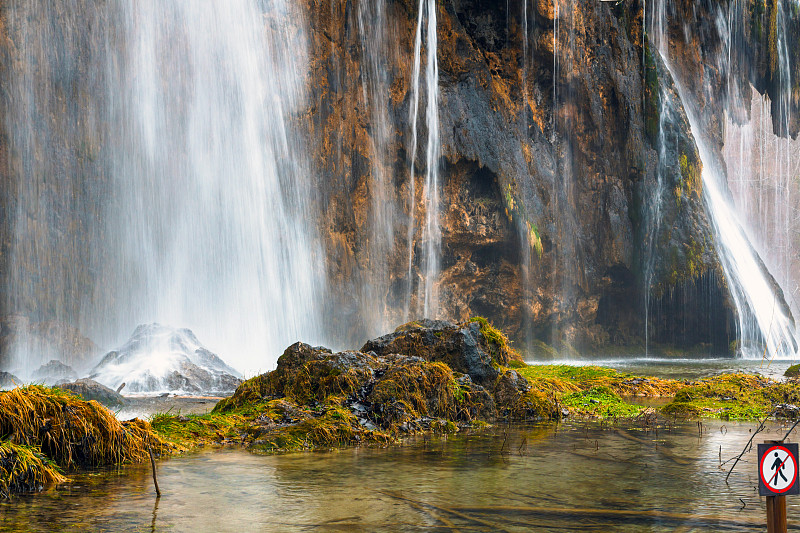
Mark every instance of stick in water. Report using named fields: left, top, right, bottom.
left=148, top=444, right=161, bottom=497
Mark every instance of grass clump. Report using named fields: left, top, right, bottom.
left=0, top=441, right=67, bottom=498
left=661, top=373, right=787, bottom=420
left=0, top=385, right=172, bottom=471
left=517, top=365, right=681, bottom=397
left=469, top=316, right=523, bottom=365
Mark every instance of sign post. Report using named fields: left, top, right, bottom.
left=758, top=441, right=799, bottom=533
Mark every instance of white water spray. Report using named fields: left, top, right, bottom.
left=5, top=1, right=326, bottom=374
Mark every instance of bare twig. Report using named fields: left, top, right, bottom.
left=725, top=408, right=777, bottom=483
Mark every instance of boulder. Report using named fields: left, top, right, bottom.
left=58, top=378, right=125, bottom=408
left=492, top=369, right=531, bottom=410
left=0, top=372, right=19, bottom=390
left=89, top=324, right=242, bottom=393
left=361, top=319, right=499, bottom=385
left=31, top=360, right=78, bottom=385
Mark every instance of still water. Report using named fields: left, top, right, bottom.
left=2, top=421, right=799, bottom=531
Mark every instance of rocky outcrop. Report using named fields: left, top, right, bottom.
left=361, top=318, right=511, bottom=385
left=31, top=360, right=77, bottom=385
left=58, top=378, right=125, bottom=408
left=0, top=371, right=18, bottom=390
left=0, top=315, right=99, bottom=372
left=89, top=324, right=242, bottom=393
left=217, top=320, right=558, bottom=431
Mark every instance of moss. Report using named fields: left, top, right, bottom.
left=561, top=387, right=642, bottom=419
left=768, top=0, right=779, bottom=74
left=469, top=316, right=522, bottom=364
left=677, top=152, right=702, bottom=208
left=247, top=400, right=391, bottom=454
left=660, top=373, right=800, bottom=420
left=501, top=184, right=543, bottom=260
left=527, top=220, right=543, bottom=258
left=507, top=389, right=561, bottom=420
left=515, top=365, right=682, bottom=418
left=786, top=364, right=800, bottom=378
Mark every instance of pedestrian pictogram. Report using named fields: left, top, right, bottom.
left=759, top=442, right=800, bottom=496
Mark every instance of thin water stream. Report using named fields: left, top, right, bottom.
left=1, top=421, right=797, bottom=531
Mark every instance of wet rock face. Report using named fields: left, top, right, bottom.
left=89, top=324, right=242, bottom=393
left=303, top=0, right=732, bottom=355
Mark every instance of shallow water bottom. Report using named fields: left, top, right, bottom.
left=3, top=420, right=800, bottom=532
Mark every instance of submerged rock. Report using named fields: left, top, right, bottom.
left=90, top=324, right=242, bottom=393
left=58, top=378, right=125, bottom=408
left=31, top=360, right=78, bottom=385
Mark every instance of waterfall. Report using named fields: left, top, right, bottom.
left=406, top=0, right=441, bottom=319
left=651, top=0, right=798, bottom=358
left=356, top=0, right=397, bottom=337
left=3, top=1, right=326, bottom=373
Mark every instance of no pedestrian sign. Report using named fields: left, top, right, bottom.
left=759, top=442, right=800, bottom=496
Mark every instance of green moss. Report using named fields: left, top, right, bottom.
left=469, top=316, right=522, bottom=364
left=561, top=387, right=642, bottom=419
left=502, top=184, right=543, bottom=260
left=676, top=152, right=702, bottom=208
left=660, top=373, right=800, bottom=420
left=786, top=364, right=800, bottom=378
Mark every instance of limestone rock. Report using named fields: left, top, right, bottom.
left=0, top=372, right=20, bottom=390
left=90, top=324, right=242, bottom=393
left=361, top=319, right=499, bottom=386
left=32, top=360, right=78, bottom=385
left=58, top=378, right=125, bottom=408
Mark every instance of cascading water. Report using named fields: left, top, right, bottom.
left=723, top=0, right=800, bottom=319
left=650, top=0, right=798, bottom=358
left=4, top=1, right=325, bottom=374
left=406, top=0, right=441, bottom=319
left=356, top=0, right=398, bottom=337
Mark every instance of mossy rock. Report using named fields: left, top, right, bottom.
left=785, top=364, right=800, bottom=378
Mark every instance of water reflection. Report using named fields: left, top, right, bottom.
left=1, top=421, right=798, bottom=531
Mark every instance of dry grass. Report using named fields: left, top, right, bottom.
left=0, top=440, right=66, bottom=498
left=0, top=385, right=173, bottom=471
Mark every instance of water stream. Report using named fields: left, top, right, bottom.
left=406, top=0, right=441, bottom=320
left=1, top=421, right=795, bottom=531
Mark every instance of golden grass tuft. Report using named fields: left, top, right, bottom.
left=0, top=385, right=173, bottom=471
left=0, top=440, right=67, bottom=498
